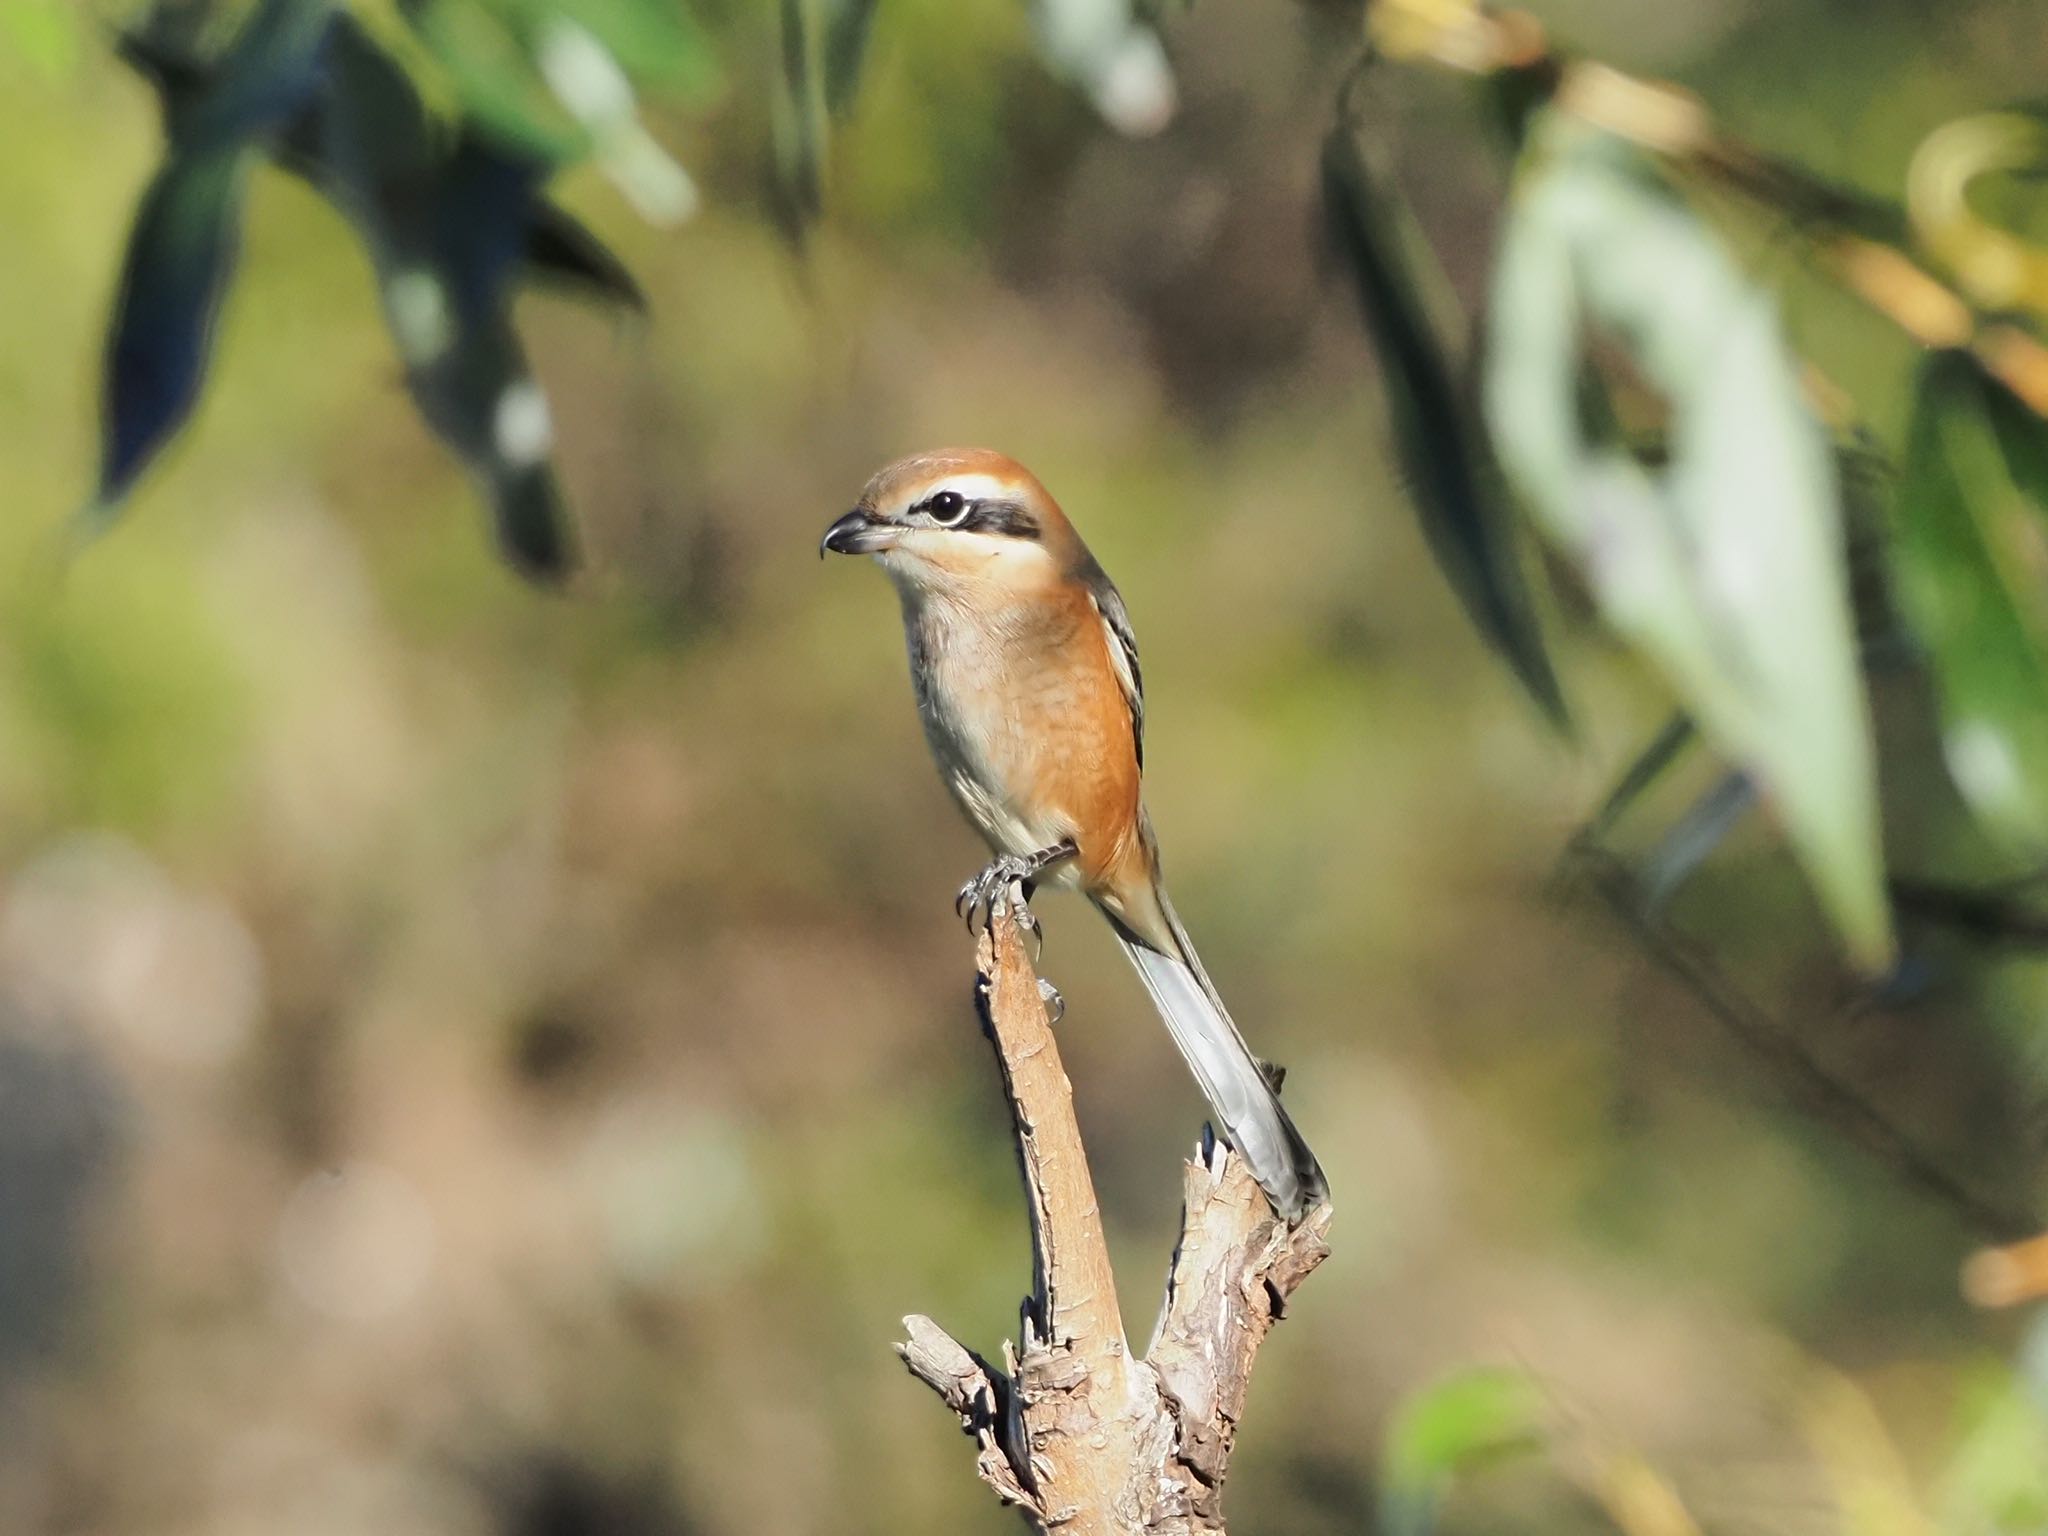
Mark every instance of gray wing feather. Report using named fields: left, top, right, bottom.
left=1084, top=568, right=1145, bottom=770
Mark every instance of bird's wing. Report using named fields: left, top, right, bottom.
left=1086, top=573, right=1145, bottom=772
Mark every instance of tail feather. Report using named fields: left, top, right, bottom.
left=1107, top=891, right=1327, bottom=1219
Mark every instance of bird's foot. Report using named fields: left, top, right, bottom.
left=954, top=840, right=1077, bottom=936
left=956, top=855, right=1032, bottom=934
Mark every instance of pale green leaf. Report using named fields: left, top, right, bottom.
left=1484, top=114, right=1892, bottom=970
left=1381, top=1367, right=1547, bottom=1536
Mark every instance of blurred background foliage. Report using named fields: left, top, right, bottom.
left=7, top=0, right=2048, bottom=1532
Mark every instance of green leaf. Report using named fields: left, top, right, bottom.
left=520, top=200, right=647, bottom=309
left=822, top=0, right=880, bottom=118
left=1322, top=108, right=1567, bottom=728
left=120, top=24, right=647, bottom=311
left=771, top=0, right=828, bottom=235
left=1892, top=351, right=2048, bottom=851
left=552, top=0, right=718, bottom=96
left=1485, top=115, right=1893, bottom=971
left=90, top=0, right=336, bottom=526
left=411, top=0, right=585, bottom=162
left=772, top=0, right=878, bottom=234
left=412, top=0, right=709, bottom=213
left=1381, top=1367, right=1547, bottom=1536
left=532, top=16, right=698, bottom=223
left=322, top=19, right=577, bottom=576
left=1936, top=1366, right=2048, bottom=1534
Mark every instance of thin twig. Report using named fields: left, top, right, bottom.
left=1567, top=844, right=2037, bottom=1242
left=1370, top=0, right=2048, bottom=415
left=1890, top=877, right=2048, bottom=950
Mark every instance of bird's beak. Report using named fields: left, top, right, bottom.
left=820, top=508, right=895, bottom=558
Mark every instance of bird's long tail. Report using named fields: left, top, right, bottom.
left=1107, top=889, right=1327, bottom=1220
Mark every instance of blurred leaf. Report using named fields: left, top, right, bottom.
left=1381, top=1367, right=1546, bottom=1536
left=533, top=16, right=697, bottom=224
left=95, top=154, right=245, bottom=522
left=520, top=200, right=647, bottom=309
left=1484, top=114, right=1893, bottom=971
left=90, top=0, right=336, bottom=526
left=1029, top=0, right=1176, bottom=138
left=411, top=0, right=584, bottom=160
left=1322, top=109, right=1567, bottom=727
left=413, top=0, right=708, bottom=215
left=0, top=0, right=80, bottom=78
left=322, top=18, right=576, bottom=576
left=113, top=14, right=648, bottom=576
left=1891, top=351, right=2048, bottom=851
left=531, top=0, right=716, bottom=94
left=822, top=0, right=880, bottom=118
left=1936, top=1367, right=2048, bottom=1534
left=769, top=0, right=878, bottom=231
left=772, top=0, right=827, bottom=236
left=121, top=26, right=646, bottom=311
left=1909, top=112, right=2048, bottom=322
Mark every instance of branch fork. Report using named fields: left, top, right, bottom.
left=897, top=905, right=1331, bottom=1534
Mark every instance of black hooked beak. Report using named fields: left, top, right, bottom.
left=819, top=508, right=891, bottom=558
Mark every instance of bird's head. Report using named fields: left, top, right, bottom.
left=820, top=448, right=1080, bottom=598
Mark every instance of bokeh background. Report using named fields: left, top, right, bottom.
left=4, top=1, right=2048, bottom=1532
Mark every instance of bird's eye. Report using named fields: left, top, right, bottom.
left=924, top=490, right=970, bottom=526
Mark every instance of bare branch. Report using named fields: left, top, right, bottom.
left=897, top=902, right=1330, bottom=1533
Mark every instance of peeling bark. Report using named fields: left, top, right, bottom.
left=897, top=904, right=1331, bottom=1533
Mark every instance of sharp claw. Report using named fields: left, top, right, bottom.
left=956, top=852, right=1061, bottom=938
left=1037, top=977, right=1065, bottom=1024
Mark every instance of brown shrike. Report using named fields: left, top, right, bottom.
left=822, top=448, right=1327, bottom=1220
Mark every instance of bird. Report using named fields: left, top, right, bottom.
left=821, top=447, right=1327, bottom=1220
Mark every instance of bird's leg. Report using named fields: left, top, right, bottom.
left=954, top=839, right=1078, bottom=937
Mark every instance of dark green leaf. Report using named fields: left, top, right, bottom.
left=772, top=0, right=828, bottom=236
left=122, top=23, right=645, bottom=312
left=91, top=0, right=335, bottom=524
left=1485, top=115, right=1892, bottom=971
left=95, top=152, right=246, bottom=517
left=1322, top=113, right=1568, bottom=727
left=1891, top=351, right=2048, bottom=850
left=116, top=15, right=648, bottom=577
left=521, top=200, right=648, bottom=309
left=823, top=0, right=880, bottom=118
left=323, top=21, right=576, bottom=577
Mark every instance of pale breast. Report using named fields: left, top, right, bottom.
left=903, top=592, right=1139, bottom=876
